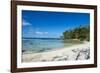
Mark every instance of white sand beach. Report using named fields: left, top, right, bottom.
left=22, top=42, right=90, bottom=62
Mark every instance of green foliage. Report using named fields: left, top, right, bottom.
left=62, top=25, right=90, bottom=41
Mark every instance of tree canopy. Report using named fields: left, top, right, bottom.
left=62, top=25, right=90, bottom=41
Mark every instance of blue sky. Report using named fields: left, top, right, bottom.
left=22, top=10, right=90, bottom=38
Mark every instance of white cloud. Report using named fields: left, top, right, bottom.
left=35, top=31, right=48, bottom=35
left=35, top=31, right=43, bottom=35
left=22, top=20, right=31, bottom=26
left=44, top=32, right=48, bottom=34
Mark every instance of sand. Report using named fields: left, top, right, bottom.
left=22, top=42, right=90, bottom=62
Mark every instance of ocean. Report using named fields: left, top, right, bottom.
left=22, top=38, right=82, bottom=53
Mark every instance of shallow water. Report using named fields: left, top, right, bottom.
left=22, top=38, right=83, bottom=53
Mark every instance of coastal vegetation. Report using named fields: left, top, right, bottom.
left=61, top=25, right=90, bottom=41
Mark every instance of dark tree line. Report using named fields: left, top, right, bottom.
left=62, top=25, right=90, bottom=41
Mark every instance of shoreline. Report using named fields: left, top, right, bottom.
left=22, top=42, right=90, bottom=62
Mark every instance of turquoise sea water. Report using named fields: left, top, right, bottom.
left=22, top=38, right=82, bottom=53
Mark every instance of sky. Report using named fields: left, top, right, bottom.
left=22, top=10, right=90, bottom=38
